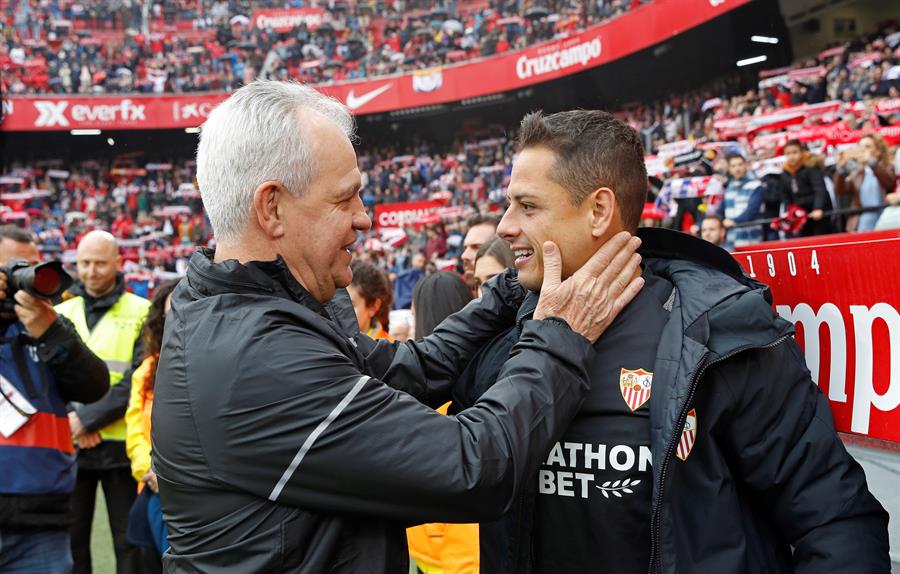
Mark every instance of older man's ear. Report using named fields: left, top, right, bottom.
left=253, top=181, right=287, bottom=239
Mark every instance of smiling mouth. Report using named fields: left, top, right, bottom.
left=512, top=247, right=535, bottom=266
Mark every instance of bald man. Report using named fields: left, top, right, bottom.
left=55, top=230, right=152, bottom=574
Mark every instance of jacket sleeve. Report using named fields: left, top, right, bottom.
left=35, top=315, right=109, bottom=403
left=191, top=318, right=592, bottom=524
left=807, top=168, right=831, bottom=211
left=718, top=339, right=890, bottom=573
left=871, top=162, right=896, bottom=195
left=77, top=337, right=143, bottom=432
left=360, top=269, right=526, bottom=409
left=125, top=358, right=152, bottom=483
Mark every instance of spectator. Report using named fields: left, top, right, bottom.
left=721, top=153, right=765, bottom=247
left=55, top=230, right=152, bottom=574
left=0, top=226, right=109, bottom=574
left=125, top=279, right=180, bottom=573
left=348, top=260, right=393, bottom=339
left=410, top=271, right=473, bottom=340
left=835, top=134, right=898, bottom=232
left=473, top=236, right=516, bottom=297
left=406, top=269, right=479, bottom=574
left=424, top=226, right=448, bottom=261
left=778, top=140, right=835, bottom=237
left=700, top=214, right=730, bottom=250
left=393, top=251, right=426, bottom=309
left=461, top=216, right=499, bottom=275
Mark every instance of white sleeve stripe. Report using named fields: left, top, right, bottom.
left=268, top=375, right=371, bottom=502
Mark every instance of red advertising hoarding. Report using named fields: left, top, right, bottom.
left=374, top=200, right=442, bottom=228
left=1, top=0, right=750, bottom=131
left=733, top=230, right=900, bottom=443
left=0, top=94, right=225, bottom=132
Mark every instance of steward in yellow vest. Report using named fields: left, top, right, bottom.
left=58, top=229, right=153, bottom=573
left=56, top=277, right=150, bottom=457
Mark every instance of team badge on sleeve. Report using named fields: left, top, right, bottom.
left=619, top=368, right=653, bottom=411
left=675, top=409, right=698, bottom=461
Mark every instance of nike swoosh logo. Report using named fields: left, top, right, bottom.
left=345, top=84, right=392, bottom=110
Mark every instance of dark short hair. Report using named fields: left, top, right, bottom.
left=783, top=139, right=806, bottom=151
left=412, top=271, right=472, bottom=338
left=466, top=214, right=499, bottom=229
left=0, top=225, right=34, bottom=244
left=518, top=110, right=647, bottom=232
left=725, top=153, right=746, bottom=163
left=350, top=260, right=393, bottom=329
left=351, top=260, right=390, bottom=304
left=475, top=236, right=515, bottom=268
left=702, top=214, right=725, bottom=227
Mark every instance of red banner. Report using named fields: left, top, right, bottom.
left=0, top=93, right=225, bottom=131
left=374, top=200, right=442, bottom=229
left=733, top=230, right=900, bottom=443
left=1, top=0, right=749, bottom=131
left=250, top=8, right=327, bottom=32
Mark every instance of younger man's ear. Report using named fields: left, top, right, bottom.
left=589, top=186, right=616, bottom=238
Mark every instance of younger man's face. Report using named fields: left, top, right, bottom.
left=498, top=147, right=603, bottom=291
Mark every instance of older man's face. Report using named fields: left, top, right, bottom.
left=277, top=116, right=371, bottom=303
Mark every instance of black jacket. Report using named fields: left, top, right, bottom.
left=453, top=228, right=889, bottom=574
left=67, top=276, right=144, bottom=470
left=152, top=249, right=597, bottom=573
left=0, top=315, right=109, bottom=528
left=778, top=161, right=836, bottom=236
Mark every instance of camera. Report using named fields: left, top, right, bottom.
left=1, top=260, right=73, bottom=312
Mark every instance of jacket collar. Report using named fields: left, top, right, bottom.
left=69, top=274, right=126, bottom=312
left=637, top=227, right=792, bottom=357
left=185, top=248, right=329, bottom=318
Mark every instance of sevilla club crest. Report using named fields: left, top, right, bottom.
left=619, top=368, right=653, bottom=411
left=675, top=409, right=698, bottom=461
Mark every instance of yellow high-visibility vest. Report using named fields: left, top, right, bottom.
left=56, top=291, right=151, bottom=441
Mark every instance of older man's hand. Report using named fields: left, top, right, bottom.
left=534, top=232, right=643, bottom=344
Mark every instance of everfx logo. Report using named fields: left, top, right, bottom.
left=35, top=100, right=69, bottom=127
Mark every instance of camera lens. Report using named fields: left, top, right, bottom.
left=33, top=266, right=63, bottom=296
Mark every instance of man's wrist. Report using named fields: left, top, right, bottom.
left=539, top=316, right=571, bottom=330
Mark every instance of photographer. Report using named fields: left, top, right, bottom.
left=0, top=225, right=109, bottom=573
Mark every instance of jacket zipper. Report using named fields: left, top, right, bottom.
left=647, top=334, right=793, bottom=574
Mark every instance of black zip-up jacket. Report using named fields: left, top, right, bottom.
left=0, top=315, right=109, bottom=528
left=453, top=228, right=890, bottom=574
left=152, top=249, right=598, bottom=573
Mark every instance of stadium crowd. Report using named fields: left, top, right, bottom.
left=2, top=24, right=899, bottom=295
left=1, top=0, right=646, bottom=94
